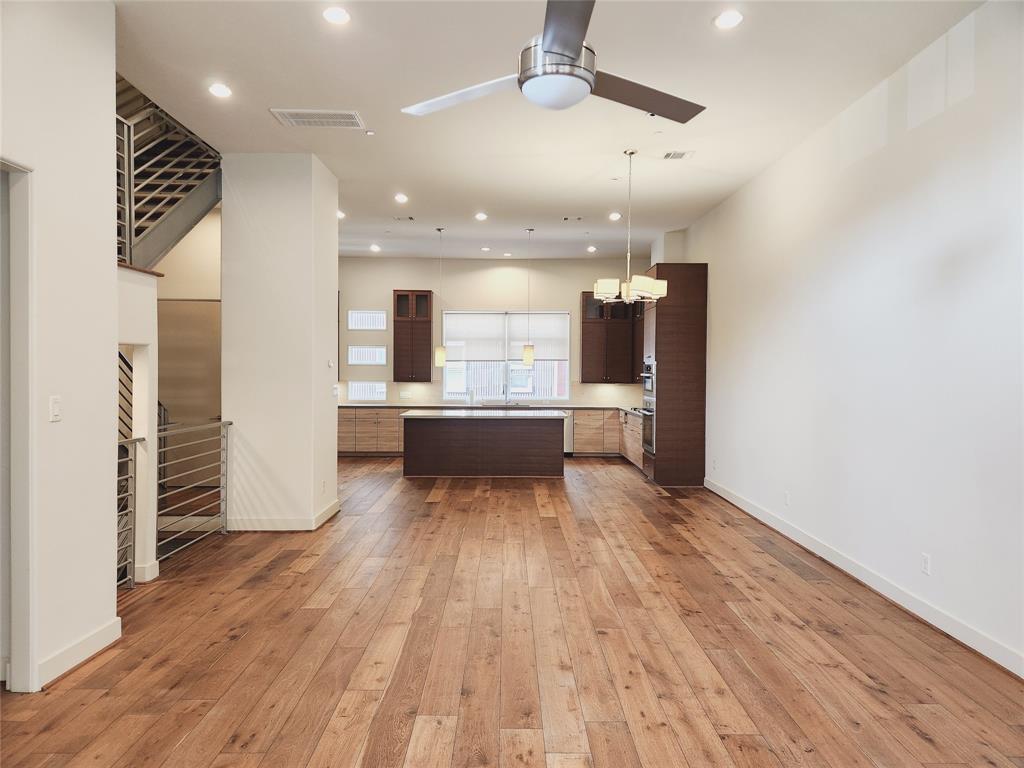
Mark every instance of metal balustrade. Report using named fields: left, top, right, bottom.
left=117, top=437, right=143, bottom=589
left=116, top=101, right=220, bottom=266
left=156, top=421, right=231, bottom=561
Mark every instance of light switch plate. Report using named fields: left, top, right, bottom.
left=49, top=395, right=62, bottom=422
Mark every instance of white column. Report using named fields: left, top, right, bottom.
left=221, top=154, right=340, bottom=530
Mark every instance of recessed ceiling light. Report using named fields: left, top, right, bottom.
left=503, top=252, right=512, bottom=257
left=394, top=192, right=409, bottom=204
left=587, top=245, right=597, bottom=253
left=608, top=211, right=622, bottom=221
left=323, top=6, right=351, bottom=25
left=714, top=9, right=743, bottom=29
left=369, top=243, right=381, bottom=252
left=208, top=82, right=232, bottom=98
left=365, top=129, right=375, bottom=136
left=481, top=247, right=491, bottom=252
left=336, top=210, right=346, bottom=220
left=474, top=212, right=488, bottom=221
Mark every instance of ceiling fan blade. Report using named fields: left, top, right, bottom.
left=593, top=71, right=705, bottom=124
left=401, top=74, right=519, bottom=116
left=541, top=0, right=596, bottom=58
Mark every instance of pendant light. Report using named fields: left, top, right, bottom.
left=434, top=227, right=447, bottom=367
left=522, top=228, right=535, bottom=368
left=594, top=149, right=668, bottom=303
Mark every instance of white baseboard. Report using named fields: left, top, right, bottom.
left=38, top=616, right=122, bottom=689
left=227, top=498, right=339, bottom=532
left=134, top=560, right=159, bottom=583
left=313, top=498, right=340, bottom=529
left=705, top=479, right=1024, bottom=678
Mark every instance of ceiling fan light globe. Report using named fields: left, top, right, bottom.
left=521, top=74, right=592, bottom=110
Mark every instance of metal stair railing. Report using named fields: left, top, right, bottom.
left=117, top=437, right=143, bottom=589
left=156, top=421, right=232, bottom=562
left=116, top=104, right=220, bottom=266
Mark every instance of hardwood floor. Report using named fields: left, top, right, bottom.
left=3, top=457, right=1023, bottom=768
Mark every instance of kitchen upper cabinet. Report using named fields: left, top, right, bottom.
left=580, top=291, right=636, bottom=384
left=394, top=290, right=432, bottom=321
left=393, top=289, right=433, bottom=382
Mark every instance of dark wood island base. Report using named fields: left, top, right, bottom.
left=401, top=409, right=567, bottom=477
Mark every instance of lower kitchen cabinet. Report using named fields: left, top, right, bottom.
left=620, top=410, right=643, bottom=468
left=338, top=408, right=356, bottom=452
left=572, top=409, right=620, bottom=454
left=339, top=408, right=403, bottom=454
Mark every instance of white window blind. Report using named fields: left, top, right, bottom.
left=347, top=381, right=386, bottom=401
left=442, top=311, right=570, bottom=401
left=348, top=310, right=386, bottom=330
left=348, top=345, right=387, bottom=365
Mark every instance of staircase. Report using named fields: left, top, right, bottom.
left=116, top=76, right=221, bottom=269
left=118, top=351, right=171, bottom=439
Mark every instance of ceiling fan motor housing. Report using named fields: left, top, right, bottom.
left=518, top=35, right=596, bottom=110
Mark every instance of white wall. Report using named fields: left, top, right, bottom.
left=686, top=3, right=1023, bottom=674
left=157, top=208, right=220, bottom=300
left=117, top=269, right=160, bottom=583
left=338, top=255, right=647, bottom=407
left=1, top=2, right=119, bottom=689
left=1, top=170, right=11, bottom=681
left=221, top=154, right=339, bottom=531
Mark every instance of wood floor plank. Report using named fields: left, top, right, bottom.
left=530, top=587, right=589, bottom=755
left=402, top=715, right=457, bottom=768
left=499, top=729, right=546, bottom=768
left=6, top=459, right=1022, bottom=768
left=306, top=689, right=383, bottom=768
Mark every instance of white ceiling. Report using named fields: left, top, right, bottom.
left=115, top=0, right=976, bottom=259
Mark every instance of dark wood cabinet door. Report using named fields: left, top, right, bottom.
left=393, top=321, right=413, bottom=382
left=580, top=322, right=607, bottom=383
left=604, top=321, right=633, bottom=383
left=412, top=291, right=432, bottom=320
left=411, top=321, right=432, bottom=381
left=394, top=291, right=412, bottom=320
left=631, top=306, right=644, bottom=382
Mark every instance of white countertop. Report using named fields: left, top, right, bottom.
left=400, top=409, right=569, bottom=419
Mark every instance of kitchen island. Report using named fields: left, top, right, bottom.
left=401, top=409, right=568, bottom=477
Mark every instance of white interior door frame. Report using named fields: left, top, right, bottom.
left=2, top=158, right=40, bottom=691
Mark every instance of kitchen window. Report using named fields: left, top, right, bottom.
left=442, top=311, right=570, bottom=402
left=347, top=381, right=386, bottom=401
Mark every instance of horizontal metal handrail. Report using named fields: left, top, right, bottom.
left=119, top=436, right=145, bottom=447
left=160, top=459, right=224, bottom=486
left=158, top=446, right=221, bottom=470
left=156, top=420, right=231, bottom=563
left=157, top=420, right=233, bottom=438
left=157, top=473, right=222, bottom=501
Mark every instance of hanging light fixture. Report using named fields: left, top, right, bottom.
left=522, top=228, right=535, bottom=368
left=593, top=149, right=668, bottom=303
left=434, top=227, right=447, bottom=367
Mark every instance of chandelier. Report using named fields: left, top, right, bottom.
left=593, top=149, right=667, bottom=303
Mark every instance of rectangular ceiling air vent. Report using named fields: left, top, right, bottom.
left=663, top=151, right=694, bottom=160
left=270, top=108, right=365, bottom=128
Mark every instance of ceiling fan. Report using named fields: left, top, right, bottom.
left=401, top=0, right=705, bottom=124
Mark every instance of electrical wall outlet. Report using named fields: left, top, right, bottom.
left=921, top=553, right=932, bottom=575
left=712, top=458, right=717, bottom=472
left=784, top=490, right=791, bottom=507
